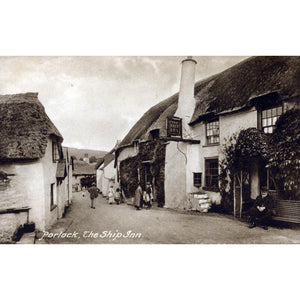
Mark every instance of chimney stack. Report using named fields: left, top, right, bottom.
left=175, top=56, right=197, bottom=137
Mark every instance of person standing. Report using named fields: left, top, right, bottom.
left=82, top=186, right=86, bottom=198
left=133, top=183, right=143, bottom=210
left=143, top=182, right=152, bottom=209
left=115, top=188, right=121, bottom=205
left=88, top=183, right=99, bottom=209
left=108, top=185, right=115, bottom=205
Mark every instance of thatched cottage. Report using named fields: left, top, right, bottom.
left=115, top=56, right=300, bottom=223
left=96, top=152, right=115, bottom=197
left=72, top=160, right=96, bottom=190
left=0, top=93, right=71, bottom=240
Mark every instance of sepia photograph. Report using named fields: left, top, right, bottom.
left=0, top=55, right=299, bottom=244
left=1, top=2, right=300, bottom=300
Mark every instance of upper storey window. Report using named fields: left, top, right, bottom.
left=261, top=106, right=283, bottom=134
left=206, top=119, right=219, bottom=145
left=253, top=92, right=283, bottom=134
left=52, top=141, right=60, bottom=162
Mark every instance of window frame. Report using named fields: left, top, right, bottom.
left=50, top=183, right=57, bottom=211
left=52, top=141, right=60, bottom=162
left=193, top=172, right=202, bottom=187
left=259, top=104, right=284, bottom=134
left=133, top=140, right=139, bottom=154
left=204, top=158, right=219, bottom=191
left=205, top=118, right=220, bottom=145
left=150, top=129, right=160, bottom=140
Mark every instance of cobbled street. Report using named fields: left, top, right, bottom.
left=36, top=192, right=300, bottom=244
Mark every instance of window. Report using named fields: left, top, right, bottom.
left=205, top=159, right=219, bottom=191
left=193, top=172, right=202, bottom=187
left=206, top=119, right=219, bottom=144
left=52, top=142, right=60, bottom=162
left=261, top=106, right=283, bottom=134
left=150, top=129, right=160, bottom=140
left=50, top=183, right=56, bottom=210
left=259, top=165, right=283, bottom=192
left=133, top=140, right=139, bottom=153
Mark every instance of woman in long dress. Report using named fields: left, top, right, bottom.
left=133, top=183, right=143, bottom=210
left=108, top=186, right=115, bottom=205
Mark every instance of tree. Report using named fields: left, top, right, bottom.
left=89, top=156, right=97, bottom=163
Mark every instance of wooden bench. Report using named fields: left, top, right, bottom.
left=272, top=200, right=300, bottom=224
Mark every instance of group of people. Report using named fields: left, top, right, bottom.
left=133, top=182, right=153, bottom=210
left=107, top=186, right=122, bottom=205
left=82, top=181, right=152, bottom=210
left=81, top=181, right=274, bottom=230
left=81, top=183, right=122, bottom=208
left=81, top=183, right=100, bottom=209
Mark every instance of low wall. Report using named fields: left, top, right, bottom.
left=0, top=210, right=28, bottom=243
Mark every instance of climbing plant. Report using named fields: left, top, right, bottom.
left=149, top=140, right=166, bottom=207
left=119, top=139, right=166, bottom=205
left=219, top=132, right=238, bottom=212
left=269, top=108, right=300, bottom=198
left=119, top=156, right=140, bottom=198
left=220, top=107, right=300, bottom=202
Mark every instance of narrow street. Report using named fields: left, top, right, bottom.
left=35, top=192, right=300, bottom=244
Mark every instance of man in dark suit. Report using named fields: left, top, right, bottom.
left=88, top=183, right=99, bottom=209
left=248, top=187, right=274, bottom=230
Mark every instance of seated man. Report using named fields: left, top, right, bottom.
left=248, top=187, right=274, bottom=230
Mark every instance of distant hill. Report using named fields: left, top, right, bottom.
left=63, top=147, right=107, bottom=161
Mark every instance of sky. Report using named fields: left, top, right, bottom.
left=0, top=56, right=248, bottom=151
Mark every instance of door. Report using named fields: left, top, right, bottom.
left=234, top=170, right=250, bottom=217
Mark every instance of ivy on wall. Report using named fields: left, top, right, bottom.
left=269, top=108, right=300, bottom=198
left=119, top=139, right=166, bottom=205
left=120, top=156, right=140, bottom=198
left=149, top=140, right=166, bottom=206
left=219, top=107, right=300, bottom=202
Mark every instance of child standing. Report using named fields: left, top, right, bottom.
left=88, top=183, right=98, bottom=209
left=115, top=188, right=121, bottom=205
left=108, top=186, right=115, bottom=205
left=144, top=182, right=152, bottom=209
left=82, top=186, right=86, bottom=198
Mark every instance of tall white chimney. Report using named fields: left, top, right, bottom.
left=175, top=56, right=197, bottom=138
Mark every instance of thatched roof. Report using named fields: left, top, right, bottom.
left=73, top=160, right=96, bottom=176
left=0, top=93, right=63, bottom=161
left=95, top=140, right=119, bottom=169
left=94, top=157, right=105, bottom=169
left=117, top=56, right=300, bottom=150
left=190, top=56, right=300, bottom=123
left=100, top=153, right=115, bottom=170
left=118, top=93, right=178, bottom=148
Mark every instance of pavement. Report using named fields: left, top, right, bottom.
left=35, top=192, right=300, bottom=244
